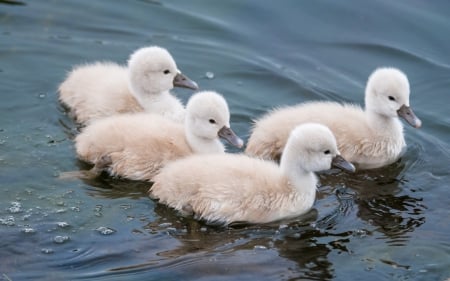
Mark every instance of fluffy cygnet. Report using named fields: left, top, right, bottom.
left=75, top=91, right=244, bottom=181
left=150, top=123, right=355, bottom=225
left=59, top=46, right=198, bottom=125
left=245, top=67, right=422, bottom=169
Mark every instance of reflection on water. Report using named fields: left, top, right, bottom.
left=0, top=0, right=25, bottom=6
left=320, top=162, right=427, bottom=247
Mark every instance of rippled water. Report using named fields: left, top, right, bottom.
left=1, top=1, right=450, bottom=280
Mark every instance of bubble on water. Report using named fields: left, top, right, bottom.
left=205, top=71, right=214, bottom=79
left=38, top=93, right=46, bottom=99
left=70, top=206, right=80, bottom=212
left=22, top=227, right=36, bottom=234
left=254, top=245, right=267, bottom=250
left=53, top=235, right=70, bottom=244
left=166, top=227, right=177, bottom=233
left=55, top=208, right=67, bottom=214
left=0, top=216, right=15, bottom=226
left=41, top=248, right=54, bottom=254
left=56, top=201, right=65, bottom=206
left=22, top=214, right=31, bottom=221
left=94, top=205, right=102, bottom=217
left=158, top=222, right=172, bottom=228
left=9, top=201, right=23, bottom=213
left=57, top=222, right=70, bottom=228
left=95, top=226, right=116, bottom=235
left=352, top=229, right=368, bottom=237
left=120, top=204, right=131, bottom=210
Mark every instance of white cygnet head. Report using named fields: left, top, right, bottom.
left=127, top=46, right=198, bottom=98
left=281, top=123, right=355, bottom=173
left=364, top=67, right=421, bottom=128
left=185, top=91, right=244, bottom=151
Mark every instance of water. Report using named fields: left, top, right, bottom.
left=1, top=0, right=450, bottom=280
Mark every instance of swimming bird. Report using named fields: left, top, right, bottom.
left=75, top=91, right=244, bottom=181
left=59, top=46, right=198, bottom=125
left=245, top=67, right=422, bottom=169
left=150, top=123, right=355, bottom=225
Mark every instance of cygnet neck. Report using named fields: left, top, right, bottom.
left=131, top=88, right=170, bottom=109
left=366, top=109, right=404, bottom=138
left=279, top=146, right=317, bottom=192
left=184, top=120, right=225, bottom=154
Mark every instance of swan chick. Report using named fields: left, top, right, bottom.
left=59, top=46, right=198, bottom=125
left=245, top=67, right=421, bottom=169
left=75, top=91, right=243, bottom=181
left=150, top=123, right=354, bottom=225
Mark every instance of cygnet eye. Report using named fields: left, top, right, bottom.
left=323, top=150, right=330, bottom=155
left=388, top=96, right=396, bottom=101
left=209, top=119, right=216, bottom=124
left=163, top=69, right=171, bottom=75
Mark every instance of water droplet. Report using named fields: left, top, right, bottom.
left=120, top=204, right=131, bottom=210
left=166, top=227, right=177, bottom=233
left=41, top=248, right=54, bottom=254
left=53, top=235, right=70, bottom=244
left=56, top=201, right=65, bottom=206
left=205, top=71, right=214, bottom=79
left=96, top=226, right=116, bottom=235
left=0, top=216, right=15, bottom=226
left=158, top=222, right=172, bottom=228
left=352, top=229, right=368, bottom=237
left=38, top=93, right=46, bottom=99
left=22, top=227, right=36, bottom=234
left=254, top=245, right=267, bottom=250
left=57, top=222, right=70, bottom=228
left=9, top=201, right=22, bottom=213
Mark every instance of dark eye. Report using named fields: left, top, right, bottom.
left=209, top=119, right=216, bottom=124
left=388, top=96, right=396, bottom=101
left=324, top=150, right=330, bottom=155
left=163, top=69, right=170, bottom=75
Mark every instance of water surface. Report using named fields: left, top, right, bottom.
left=1, top=1, right=450, bottom=280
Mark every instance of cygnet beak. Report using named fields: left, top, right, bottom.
left=173, top=71, right=199, bottom=90
left=331, top=155, right=356, bottom=173
left=397, top=104, right=422, bottom=128
left=218, top=126, right=244, bottom=149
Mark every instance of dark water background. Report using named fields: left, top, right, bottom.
left=1, top=1, right=450, bottom=280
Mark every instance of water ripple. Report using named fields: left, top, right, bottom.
left=330, top=40, right=450, bottom=70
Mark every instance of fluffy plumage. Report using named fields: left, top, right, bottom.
left=75, top=91, right=243, bottom=181
left=59, top=46, right=198, bottom=125
left=150, top=123, right=354, bottom=225
left=245, top=67, right=422, bottom=169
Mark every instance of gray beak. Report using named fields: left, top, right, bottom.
left=173, top=71, right=199, bottom=90
left=218, top=126, right=244, bottom=148
left=331, top=155, right=356, bottom=173
left=397, top=104, right=422, bottom=128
